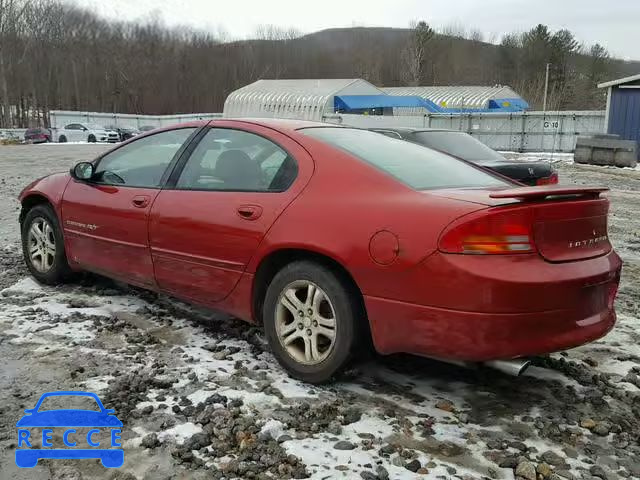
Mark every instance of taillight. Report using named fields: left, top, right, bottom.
left=536, top=172, right=558, bottom=185
left=439, top=208, right=536, bottom=255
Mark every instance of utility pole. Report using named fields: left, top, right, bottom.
left=542, top=63, right=551, bottom=112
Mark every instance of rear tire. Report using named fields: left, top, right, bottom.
left=263, top=261, right=358, bottom=383
left=58, top=135, right=67, bottom=143
left=21, top=204, right=74, bottom=285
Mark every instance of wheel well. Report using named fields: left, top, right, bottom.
left=19, top=195, right=51, bottom=225
left=252, top=249, right=369, bottom=329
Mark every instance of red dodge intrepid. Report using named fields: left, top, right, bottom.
left=19, top=119, right=622, bottom=382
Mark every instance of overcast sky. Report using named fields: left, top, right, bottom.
left=70, top=0, right=640, bottom=60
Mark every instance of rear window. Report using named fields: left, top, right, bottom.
left=301, top=127, right=508, bottom=190
left=413, top=131, right=506, bottom=163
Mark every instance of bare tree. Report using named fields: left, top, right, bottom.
left=401, top=21, right=434, bottom=86
left=0, top=0, right=29, bottom=126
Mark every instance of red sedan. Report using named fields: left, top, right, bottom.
left=19, top=119, right=622, bottom=383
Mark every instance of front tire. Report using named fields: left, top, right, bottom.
left=263, top=261, right=358, bottom=383
left=88, top=134, right=96, bottom=143
left=21, top=204, right=73, bottom=285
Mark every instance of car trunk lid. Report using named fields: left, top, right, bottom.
left=529, top=197, right=611, bottom=262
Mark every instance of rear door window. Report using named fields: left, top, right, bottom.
left=301, top=127, right=509, bottom=190
left=373, top=130, right=403, bottom=139
left=175, top=128, right=297, bottom=192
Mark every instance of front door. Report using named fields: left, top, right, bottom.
left=149, top=124, right=312, bottom=304
left=62, top=127, right=198, bottom=286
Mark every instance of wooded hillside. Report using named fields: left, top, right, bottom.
left=0, top=0, right=638, bottom=127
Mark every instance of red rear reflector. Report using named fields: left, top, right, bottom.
left=439, top=208, right=536, bottom=255
left=536, top=172, right=558, bottom=185
left=607, top=282, right=618, bottom=309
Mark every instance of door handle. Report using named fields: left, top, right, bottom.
left=132, top=195, right=150, bottom=208
left=237, top=205, right=263, bottom=220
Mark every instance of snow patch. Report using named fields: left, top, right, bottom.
left=2, top=277, right=44, bottom=293
left=259, top=419, right=286, bottom=441
left=157, top=422, right=202, bottom=445
left=83, top=375, right=115, bottom=392
left=218, top=389, right=282, bottom=408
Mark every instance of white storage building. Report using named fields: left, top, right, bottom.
left=223, top=79, right=387, bottom=121
left=381, top=85, right=526, bottom=110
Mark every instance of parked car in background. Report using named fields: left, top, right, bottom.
left=24, top=127, right=52, bottom=144
left=18, top=120, right=620, bottom=383
left=104, top=125, right=140, bottom=142
left=57, top=123, right=119, bottom=144
left=371, top=127, right=558, bottom=186
left=138, top=125, right=157, bottom=133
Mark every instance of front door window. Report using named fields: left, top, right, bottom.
left=94, top=128, right=196, bottom=188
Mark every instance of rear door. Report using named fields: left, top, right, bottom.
left=149, top=123, right=313, bottom=304
left=62, top=127, right=198, bottom=286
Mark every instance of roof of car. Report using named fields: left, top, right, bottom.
left=214, top=118, right=330, bottom=131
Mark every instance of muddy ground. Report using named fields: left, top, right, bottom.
left=0, top=144, right=639, bottom=480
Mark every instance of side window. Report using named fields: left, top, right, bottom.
left=94, top=127, right=196, bottom=188
left=176, top=128, right=297, bottom=192
left=65, top=124, right=80, bottom=130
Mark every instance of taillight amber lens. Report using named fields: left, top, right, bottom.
left=439, top=208, right=536, bottom=255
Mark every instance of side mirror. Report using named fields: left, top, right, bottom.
left=71, top=162, right=95, bottom=181
left=82, top=127, right=88, bottom=131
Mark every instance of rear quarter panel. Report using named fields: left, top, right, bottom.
left=247, top=134, right=486, bottom=299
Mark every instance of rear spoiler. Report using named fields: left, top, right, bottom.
left=490, top=185, right=608, bottom=200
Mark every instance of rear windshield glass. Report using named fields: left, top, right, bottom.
left=301, top=128, right=508, bottom=190
left=412, top=131, right=506, bottom=163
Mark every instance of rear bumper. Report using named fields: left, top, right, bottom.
left=365, top=295, right=616, bottom=361
left=365, top=250, right=622, bottom=361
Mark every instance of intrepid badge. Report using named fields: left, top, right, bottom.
left=568, top=234, right=608, bottom=249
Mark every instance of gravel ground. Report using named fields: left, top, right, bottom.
left=0, top=144, right=639, bottom=480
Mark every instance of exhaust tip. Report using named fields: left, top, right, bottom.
left=484, top=359, right=532, bottom=377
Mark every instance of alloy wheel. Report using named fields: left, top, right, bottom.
left=27, top=217, right=56, bottom=273
left=275, top=280, right=337, bottom=365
